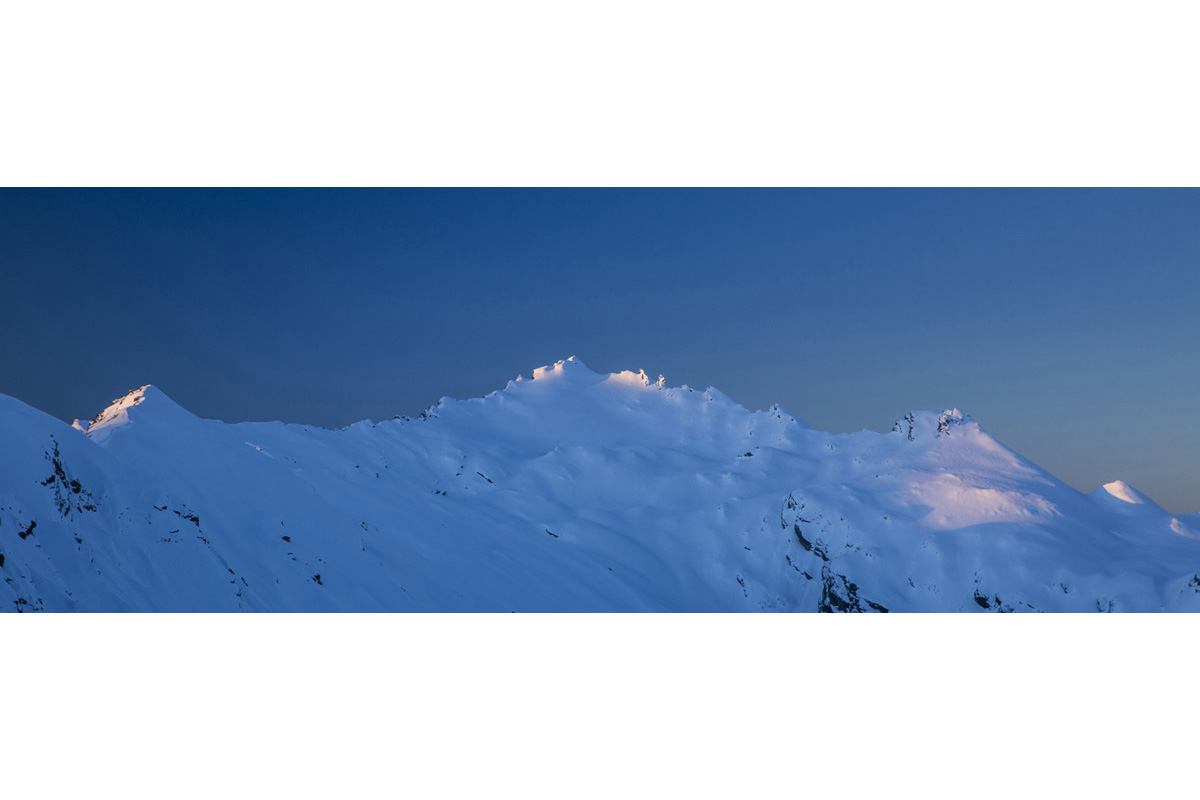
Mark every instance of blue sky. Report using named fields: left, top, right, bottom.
left=2, top=188, right=1197, bottom=512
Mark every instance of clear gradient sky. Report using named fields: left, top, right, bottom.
left=2, top=189, right=1197, bottom=512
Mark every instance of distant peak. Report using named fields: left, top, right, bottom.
left=892, top=408, right=974, bottom=441
left=87, top=385, right=153, bottom=429
left=84, top=384, right=192, bottom=442
left=526, top=357, right=667, bottom=392
left=1100, top=480, right=1153, bottom=506
left=531, top=356, right=595, bottom=380
left=604, top=368, right=666, bottom=390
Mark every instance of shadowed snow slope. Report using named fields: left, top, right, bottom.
left=1, top=357, right=1198, bottom=611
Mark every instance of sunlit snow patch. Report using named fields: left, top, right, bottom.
left=1101, top=480, right=1153, bottom=505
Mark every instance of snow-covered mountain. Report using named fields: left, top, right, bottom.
left=2, top=357, right=1198, bottom=612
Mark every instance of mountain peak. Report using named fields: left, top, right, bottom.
left=84, top=384, right=192, bottom=443
left=86, top=385, right=152, bottom=428
left=529, top=356, right=602, bottom=381
left=892, top=408, right=975, bottom=442
left=525, top=357, right=665, bottom=390
left=1099, top=480, right=1156, bottom=506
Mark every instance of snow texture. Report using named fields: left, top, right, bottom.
left=1, top=357, right=1198, bottom=612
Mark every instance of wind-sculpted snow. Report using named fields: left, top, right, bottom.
left=1, top=357, right=1198, bottom=611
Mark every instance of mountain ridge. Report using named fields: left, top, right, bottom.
left=1, top=358, right=1197, bottom=612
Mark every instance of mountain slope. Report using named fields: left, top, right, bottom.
left=2, top=357, right=1198, bottom=612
